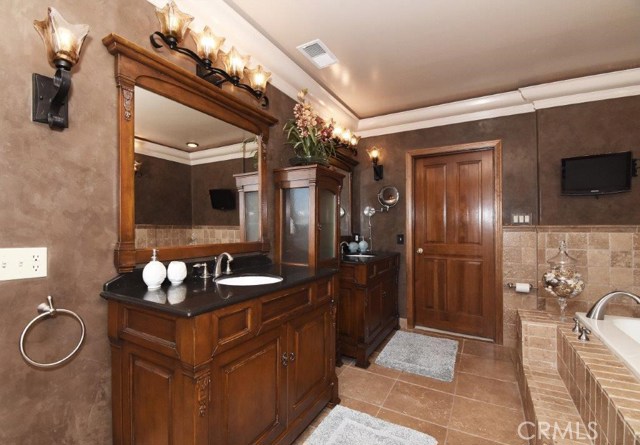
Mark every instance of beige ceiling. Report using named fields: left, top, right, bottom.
left=222, top=0, right=640, bottom=118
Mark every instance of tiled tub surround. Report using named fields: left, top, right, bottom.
left=503, top=226, right=640, bottom=348
left=517, top=310, right=640, bottom=444
left=135, top=224, right=240, bottom=248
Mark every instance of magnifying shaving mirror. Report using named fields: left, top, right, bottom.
left=378, top=186, right=400, bottom=211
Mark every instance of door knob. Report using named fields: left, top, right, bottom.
left=416, top=248, right=423, bottom=254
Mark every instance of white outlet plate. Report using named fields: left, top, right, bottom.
left=0, top=247, right=47, bottom=281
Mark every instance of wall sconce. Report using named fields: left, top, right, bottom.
left=367, top=146, right=384, bottom=181
left=150, top=1, right=271, bottom=107
left=32, top=7, right=89, bottom=130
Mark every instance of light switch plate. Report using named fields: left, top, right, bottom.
left=0, top=247, right=47, bottom=281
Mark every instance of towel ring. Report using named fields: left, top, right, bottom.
left=19, top=295, right=85, bottom=368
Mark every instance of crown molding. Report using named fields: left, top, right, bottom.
left=135, top=139, right=257, bottom=165
left=146, top=1, right=640, bottom=139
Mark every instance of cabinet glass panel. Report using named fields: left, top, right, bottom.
left=244, top=191, right=259, bottom=241
left=318, top=188, right=336, bottom=261
left=282, top=188, right=310, bottom=264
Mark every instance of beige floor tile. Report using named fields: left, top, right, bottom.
left=382, top=380, right=454, bottom=427
left=462, top=339, right=514, bottom=362
left=397, top=370, right=457, bottom=394
left=338, top=396, right=380, bottom=416
left=363, top=360, right=403, bottom=379
left=337, top=366, right=395, bottom=406
left=446, top=429, right=525, bottom=445
left=457, top=354, right=518, bottom=382
left=455, top=372, right=523, bottom=410
left=449, top=396, right=525, bottom=444
left=377, top=408, right=448, bottom=444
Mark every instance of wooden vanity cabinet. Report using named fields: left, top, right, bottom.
left=108, top=276, right=338, bottom=445
left=338, top=253, right=400, bottom=368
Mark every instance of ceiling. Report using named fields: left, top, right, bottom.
left=221, top=0, right=640, bottom=119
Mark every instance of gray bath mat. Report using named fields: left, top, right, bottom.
left=375, top=331, right=458, bottom=382
left=306, top=405, right=437, bottom=445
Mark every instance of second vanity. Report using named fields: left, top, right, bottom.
left=102, top=256, right=339, bottom=445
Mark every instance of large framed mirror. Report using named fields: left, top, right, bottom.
left=104, top=34, right=278, bottom=272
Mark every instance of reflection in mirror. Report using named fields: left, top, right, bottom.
left=133, top=87, right=259, bottom=249
left=378, top=186, right=400, bottom=209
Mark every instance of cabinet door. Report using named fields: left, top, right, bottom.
left=120, top=344, right=184, bottom=445
left=365, top=282, right=384, bottom=339
left=211, top=327, right=287, bottom=445
left=287, top=305, right=332, bottom=421
left=381, top=272, right=398, bottom=325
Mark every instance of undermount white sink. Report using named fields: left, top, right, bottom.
left=215, top=274, right=283, bottom=286
left=344, top=254, right=376, bottom=259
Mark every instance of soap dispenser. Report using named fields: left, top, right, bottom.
left=143, top=249, right=166, bottom=290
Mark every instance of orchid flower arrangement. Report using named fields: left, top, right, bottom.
left=284, top=89, right=336, bottom=161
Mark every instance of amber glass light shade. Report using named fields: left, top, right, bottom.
left=246, top=65, right=271, bottom=93
left=33, top=7, right=89, bottom=68
left=223, top=47, right=250, bottom=79
left=155, top=1, right=194, bottom=43
left=367, top=146, right=382, bottom=163
left=190, top=26, right=224, bottom=63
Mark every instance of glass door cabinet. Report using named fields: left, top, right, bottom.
left=274, top=165, right=344, bottom=269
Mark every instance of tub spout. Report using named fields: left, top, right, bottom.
left=586, top=291, right=640, bottom=320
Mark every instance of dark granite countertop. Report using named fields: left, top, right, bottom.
left=101, top=256, right=338, bottom=318
left=340, top=251, right=400, bottom=264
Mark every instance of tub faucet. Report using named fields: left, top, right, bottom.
left=586, top=291, right=640, bottom=320
left=214, top=252, right=234, bottom=279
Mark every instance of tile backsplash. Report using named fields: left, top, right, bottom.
left=135, top=225, right=241, bottom=248
left=503, top=226, right=640, bottom=347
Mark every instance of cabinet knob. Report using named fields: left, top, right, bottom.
left=416, top=248, right=423, bottom=254
left=281, top=353, right=288, bottom=367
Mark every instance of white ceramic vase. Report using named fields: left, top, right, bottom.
left=167, top=261, right=187, bottom=286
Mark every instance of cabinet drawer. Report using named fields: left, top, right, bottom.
left=212, top=301, right=256, bottom=353
left=315, top=278, right=333, bottom=305
left=259, top=285, right=313, bottom=330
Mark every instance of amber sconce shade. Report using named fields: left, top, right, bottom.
left=190, top=25, right=224, bottom=63
left=246, top=65, right=271, bottom=93
left=32, top=7, right=89, bottom=130
left=154, top=0, right=194, bottom=44
left=367, top=146, right=384, bottom=181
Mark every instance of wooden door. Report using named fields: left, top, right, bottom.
left=210, top=327, right=287, bottom=445
left=412, top=147, right=497, bottom=339
left=286, top=305, right=332, bottom=421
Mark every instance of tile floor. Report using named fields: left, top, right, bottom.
left=295, top=329, right=528, bottom=445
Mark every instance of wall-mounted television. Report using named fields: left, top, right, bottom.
left=209, top=189, right=236, bottom=210
left=561, top=151, right=635, bottom=196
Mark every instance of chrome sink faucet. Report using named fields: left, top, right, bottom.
left=586, top=291, right=640, bottom=320
left=214, top=252, right=234, bottom=279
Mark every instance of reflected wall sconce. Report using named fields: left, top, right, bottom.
left=150, top=1, right=271, bottom=107
left=32, top=7, right=89, bottom=130
left=367, top=146, right=384, bottom=181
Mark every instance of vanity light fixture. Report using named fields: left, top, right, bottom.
left=150, top=1, right=271, bottom=107
left=367, top=146, right=384, bottom=181
left=332, top=125, right=360, bottom=153
left=32, top=7, right=89, bottom=130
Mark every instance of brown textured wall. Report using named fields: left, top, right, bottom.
left=357, top=113, right=539, bottom=317
left=135, top=153, right=192, bottom=225
left=538, top=97, right=640, bottom=225
left=192, top=158, right=243, bottom=226
left=0, top=2, right=291, bottom=443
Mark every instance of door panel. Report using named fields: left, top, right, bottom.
left=413, top=149, right=496, bottom=339
left=211, top=327, right=287, bottom=445
left=287, top=306, right=331, bottom=421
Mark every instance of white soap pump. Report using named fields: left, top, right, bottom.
left=143, top=249, right=166, bottom=290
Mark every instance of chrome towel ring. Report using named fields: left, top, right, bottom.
left=19, top=295, right=85, bottom=368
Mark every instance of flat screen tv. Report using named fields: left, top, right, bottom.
left=209, top=189, right=236, bottom=210
left=561, top=151, right=634, bottom=196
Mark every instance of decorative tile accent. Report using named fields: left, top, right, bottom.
left=135, top=225, right=240, bottom=248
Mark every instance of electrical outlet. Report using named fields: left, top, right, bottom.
left=0, top=248, right=47, bottom=281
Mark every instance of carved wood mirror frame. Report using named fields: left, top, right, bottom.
left=103, top=34, right=278, bottom=272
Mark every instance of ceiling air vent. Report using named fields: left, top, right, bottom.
left=296, top=39, right=338, bottom=69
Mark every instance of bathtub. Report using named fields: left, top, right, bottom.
left=576, top=312, right=640, bottom=380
